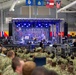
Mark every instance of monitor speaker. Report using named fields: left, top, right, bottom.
left=9, top=22, right=12, bottom=36
left=64, top=22, right=68, bottom=36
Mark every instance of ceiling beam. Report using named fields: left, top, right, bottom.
left=57, top=0, right=76, bottom=13
left=59, top=11, right=76, bottom=13
left=0, top=0, right=25, bottom=10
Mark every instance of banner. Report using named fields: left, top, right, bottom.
left=36, top=0, right=44, bottom=6
left=56, top=1, right=61, bottom=9
left=26, top=0, right=34, bottom=6
left=0, top=31, right=4, bottom=37
left=0, top=31, right=9, bottom=37
left=46, top=0, right=54, bottom=8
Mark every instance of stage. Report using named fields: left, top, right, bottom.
left=11, top=18, right=63, bottom=44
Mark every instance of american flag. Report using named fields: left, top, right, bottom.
left=46, top=0, right=54, bottom=8
left=56, top=1, right=61, bottom=9
left=0, top=31, right=4, bottom=37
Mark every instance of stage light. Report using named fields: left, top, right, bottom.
left=29, top=24, right=30, bottom=25
left=19, top=27, right=21, bottom=30
left=28, top=24, right=31, bottom=26
left=39, top=24, right=41, bottom=26
left=46, top=24, right=48, bottom=25
left=24, top=23, right=26, bottom=25
left=46, top=26, right=48, bottom=28
left=22, top=26, right=24, bottom=27
left=36, top=26, right=38, bottom=27
left=17, top=26, right=19, bottom=27
left=26, top=26, right=29, bottom=27
left=41, top=26, right=43, bottom=27
left=18, top=24, right=20, bottom=26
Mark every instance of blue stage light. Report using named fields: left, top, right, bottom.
left=36, top=26, right=38, bottom=27
left=41, top=26, right=43, bottom=27
left=19, top=27, right=21, bottom=30
left=17, top=26, right=19, bottom=27
left=28, top=24, right=31, bottom=26
left=39, top=24, right=41, bottom=26
left=18, top=24, right=20, bottom=26
left=22, top=26, right=24, bottom=27
left=46, top=24, right=48, bottom=25
left=29, top=23, right=30, bottom=25
left=46, top=26, right=48, bottom=27
left=26, top=26, right=29, bottom=27
left=24, top=23, right=26, bottom=25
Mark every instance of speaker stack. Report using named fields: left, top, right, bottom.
left=9, top=22, right=12, bottom=36
left=64, top=22, right=68, bottom=36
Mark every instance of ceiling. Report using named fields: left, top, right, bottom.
left=0, top=0, right=76, bottom=10
left=0, top=0, right=10, bottom=3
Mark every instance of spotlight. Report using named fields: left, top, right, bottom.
left=46, top=26, right=48, bottom=27
left=39, top=24, right=41, bottom=26
left=17, top=0, right=20, bottom=3
left=19, top=27, right=21, bottom=30
left=36, top=26, right=38, bottom=27
left=41, top=26, right=43, bottom=27
left=18, top=24, right=20, bottom=26
left=46, top=24, right=48, bottom=25
left=17, top=26, right=19, bottom=27
left=28, top=24, right=31, bottom=26
left=24, top=23, right=26, bottom=25
left=29, top=24, right=30, bottom=25
left=22, top=26, right=23, bottom=27
left=26, top=26, right=29, bottom=27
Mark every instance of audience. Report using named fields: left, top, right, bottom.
left=22, top=61, right=36, bottom=75
left=0, top=43, right=76, bottom=75
left=49, top=70, right=58, bottom=75
left=31, top=67, right=49, bottom=75
left=7, top=50, right=15, bottom=59
left=12, top=57, right=24, bottom=75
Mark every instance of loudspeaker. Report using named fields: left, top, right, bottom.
left=64, top=22, right=68, bottom=36
left=9, top=22, right=12, bottom=36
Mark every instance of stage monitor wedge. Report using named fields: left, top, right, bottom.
left=9, top=22, right=12, bottom=36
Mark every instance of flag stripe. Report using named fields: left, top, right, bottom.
left=56, top=1, right=61, bottom=9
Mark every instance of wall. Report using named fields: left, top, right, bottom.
left=0, top=3, right=76, bottom=31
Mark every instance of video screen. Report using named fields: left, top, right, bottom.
left=14, top=27, right=49, bottom=44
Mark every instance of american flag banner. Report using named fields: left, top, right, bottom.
left=56, top=0, right=61, bottom=9
left=46, top=0, right=54, bottom=8
left=0, top=31, right=4, bottom=37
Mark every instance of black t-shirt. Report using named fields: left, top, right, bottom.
left=73, top=42, right=76, bottom=47
left=53, top=44, right=57, bottom=48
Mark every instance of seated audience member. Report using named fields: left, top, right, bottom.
left=49, top=62, right=58, bottom=72
left=12, top=57, right=24, bottom=75
left=31, top=66, right=49, bottom=75
left=73, top=39, right=76, bottom=52
left=60, top=62, right=67, bottom=75
left=73, top=40, right=76, bottom=47
left=7, top=50, right=15, bottom=59
left=49, top=70, right=58, bottom=75
left=53, top=42, right=57, bottom=48
left=67, top=65, right=75, bottom=75
left=0, top=48, right=13, bottom=74
left=2, top=50, right=16, bottom=75
left=22, top=61, right=36, bottom=75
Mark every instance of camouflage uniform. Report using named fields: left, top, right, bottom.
left=0, top=54, right=11, bottom=74
left=2, top=65, right=18, bottom=75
